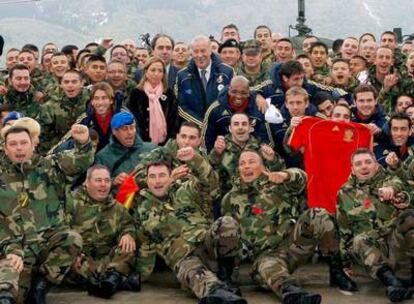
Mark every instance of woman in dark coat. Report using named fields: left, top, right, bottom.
left=128, top=56, right=178, bottom=146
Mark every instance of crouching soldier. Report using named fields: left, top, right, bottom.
left=0, top=123, right=94, bottom=304
left=134, top=147, right=246, bottom=304
left=337, top=148, right=414, bottom=302
left=0, top=189, right=25, bottom=304
left=222, top=150, right=355, bottom=304
left=65, top=164, right=138, bottom=299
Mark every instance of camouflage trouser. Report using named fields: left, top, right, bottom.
left=252, top=208, right=337, bottom=297
left=0, top=258, right=20, bottom=299
left=18, top=229, right=82, bottom=303
left=351, top=209, right=414, bottom=279
left=66, top=246, right=135, bottom=286
left=175, top=216, right=240, bottom=298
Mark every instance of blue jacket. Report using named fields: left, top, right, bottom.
left=176, top=53, right=234, bottom=126
left=201, top=87, right=272, bottom=152
left=374, top=121, right=414, bottom=167
left=351, top=105, right=387, bottom=129
left=268, top=62, right=350, bottom=108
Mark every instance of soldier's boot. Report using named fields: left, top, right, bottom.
left=217, top=257, right=241, bottom=296
left=87, top=270, right=122, bottom=299
left=119, top=272, right=141, bottom=292
left=98, top=270, right=122, bottom=298
left=281, top=284, right=321, bottom=304
left=199, top=287, right=247, bottom=304
left=377, top=266, right=413, bottom=302
left=0, top=291, right=15, bottom=304
left=328, top=257, right=358, bottom=294
left=32, top=275, right=50, bottom=304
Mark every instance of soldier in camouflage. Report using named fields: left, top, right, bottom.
left=0, top=189, right=25, bottom=304
left=0, top=123, right=94, bottom=304
left=0, top=65, right=41, bottom=120
left=222, top=150, right=356, bottom=304
left=65, top=165, right=138, bottom=299
left=36, top=70, right=89, bottom=154
left=134, top=147, right=246, bottom=304
left=208, top=112, right=284, bottom=198
left=337, top=148, right=414, bottom=302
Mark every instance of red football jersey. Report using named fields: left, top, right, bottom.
left=288, top=117, right=372, bottom=213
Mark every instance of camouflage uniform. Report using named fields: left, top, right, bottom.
left=208, top=134, right=285, bottom=197
left=261, top=52, right=277, bottom=66
left=65, top=186, right=136, bottom=284
left=133, top=139, right=216, bottom=216
left=312, top=65, right=331, bottom=84
left=0, top=141, right=94, bottom=301
left=222, top=170, right=340, bottom=297
left=234, top=62, right=272, bottom=95
left=337, top=167, right=414, bottom=280
left=134, top=152, right=240, bottom=298
left=30, top=68, right=45, bottom=92
left=36, top=88, right=90, bottom=154
left=377, top=72, right=414, bottom=114
left=0, top=86, right=40, bottom=119
left=0, top=189, right=25, bottom=300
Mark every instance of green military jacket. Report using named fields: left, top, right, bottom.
left=134, top=152, right=218, bottom=278
left=221, top=168, right=307, bottom=259
left=234, top=62, right=272, bottom=94
left=37, top=88, right=90, bottom=154
left=208, top=134, right=285, bottom=196
left=66, top=186, right=136, bottom=257
left=336, top=167, right=411, bottom=266
left=0, top=188, right=25, bottom=258
left=0, top=86, right=40, bottom=119
left=0, top=141, right=94, bottom=244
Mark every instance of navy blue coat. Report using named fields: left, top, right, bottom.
left=176, top=53, right=234, bottom=126
left=201, top=87, right=272, bottom=152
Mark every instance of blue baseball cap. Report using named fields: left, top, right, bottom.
left=2, top=111, right=24, bottom=127
left=110, top=112, right=135, bottom=129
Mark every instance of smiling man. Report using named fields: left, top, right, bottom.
left=95, top=111, right=155, bottom=192
left=337, top=148, right=414, bottom=302
left=65, top=164, right=138, bottom=299
left=176, top=35, right=233, bottom=127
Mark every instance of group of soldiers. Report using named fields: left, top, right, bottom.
left=0, top=22, right=414, bottom=304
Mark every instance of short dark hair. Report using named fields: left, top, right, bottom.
left=230, top=112, right=250, bottom=124
left=61, top=45, right=78, bottom=55
left=86, top=54, right=106, bottom=66
left=389, top=112, right=412, bottom=130
left=179, top=121, right=201, bottom=137
left=351, top=148, right=376, bottom=163
left=254, top=25, right=271, bottom=38
left=381, top=31, right=397, bottom=41
left=332, top=39, right=344, bottom=54
left=354, top=84, right=378, bottom=100
left=84, top=42, right=99, bottom=49
left=22, top=44, right=39, bottom=54
left=151, top=34, right=175, bottom=50
left=75, top=49, right=91, bottom=63
left=331, top=58, right=350, bottom=67
left=279, top=60, right=305, bottom=79
left=110, top=45, right=128, bottom=57
left=276, top=38, right=293, bottom=47
left=146, top=161, right=172, bottom=175
left=350, top=55, right=368, bottom=66
left=9, top=64, right=29, bottom=78
left=222, top=24, right=239, bottom=33
left=50, top=52, right=67, bottom=60
left=60, top=69, right=83, bottom=82
left=359, top=32, right=376, bottom=43
left=309, top=41, right=328, bottom=54
left=296, top=54, right=312, bottom=61
left=4, top=127, right=31, bottom=143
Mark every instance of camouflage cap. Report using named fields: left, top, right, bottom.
left=241, top=39, right=261, bottom=55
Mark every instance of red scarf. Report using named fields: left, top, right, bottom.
left=228, top=95, right=249, bottom=113
left=95, top=109, right=113, bottom=135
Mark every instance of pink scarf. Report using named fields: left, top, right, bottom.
left=144, top=82, right=167, bottom=144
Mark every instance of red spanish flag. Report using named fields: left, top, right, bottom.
left=115, top=175, right=139, bottom=209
